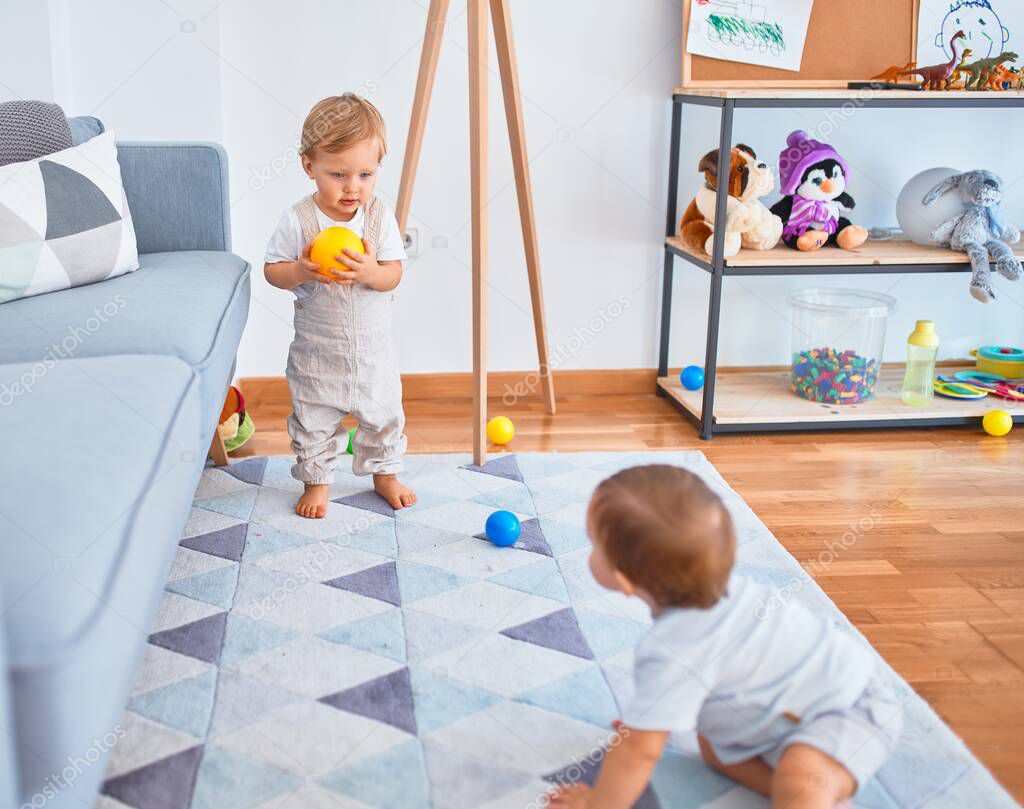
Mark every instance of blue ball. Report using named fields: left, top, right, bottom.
left=680, top=365, right=705, bottom=391
left=485, top=510, right=521, bottom=547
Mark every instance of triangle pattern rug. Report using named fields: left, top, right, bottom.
left=100, top=452, right=1013, bottom=809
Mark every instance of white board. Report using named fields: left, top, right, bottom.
left=685, top=0, right=816, bottom=73
left=917, top=0, right=1023, bottom=69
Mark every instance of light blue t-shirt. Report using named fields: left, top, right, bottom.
left=624, top=573, right=876, bottom=758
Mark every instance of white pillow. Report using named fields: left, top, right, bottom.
left=0, top=129, right=138, bottom=303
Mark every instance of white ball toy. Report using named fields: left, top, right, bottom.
left=896, top=167, right=964, bottom=246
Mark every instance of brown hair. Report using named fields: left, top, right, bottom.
left=301, top=94, right=387, bottom=160
left=588, top=465, right=735, bottom=608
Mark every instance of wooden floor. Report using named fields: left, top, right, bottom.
left=235, top=382, right=1024, bottom=800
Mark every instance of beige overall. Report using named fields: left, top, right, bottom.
left=287, top=194, right=407, bottom=483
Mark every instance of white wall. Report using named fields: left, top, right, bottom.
left=14, top=1, right=1024, bottom=375
left=0, top=0, right=56, bottom=102
left=44, top=0, right=225, bottom=143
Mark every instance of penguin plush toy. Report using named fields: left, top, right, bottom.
left=770, top=130, right=868, bottom=252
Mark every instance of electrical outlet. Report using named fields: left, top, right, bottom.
left=403, top=228, right=421, bottom=258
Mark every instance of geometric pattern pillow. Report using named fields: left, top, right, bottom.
left=0, top=129, right=139, bottom=303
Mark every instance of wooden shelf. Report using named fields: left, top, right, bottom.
left=665, top=235, right=1024, bottom=275
left=658, top=368, right=1022, bottom=430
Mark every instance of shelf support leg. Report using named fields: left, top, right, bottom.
left=657, top=97, right=684, bottom=387
left=700, top=100, right=734, bottom=440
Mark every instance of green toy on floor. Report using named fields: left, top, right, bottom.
left=217, top=385, right=255, bottom=453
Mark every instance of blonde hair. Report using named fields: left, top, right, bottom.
left=301, top=94, right=387, bottom=160
left=588, top=465, right=735, bottom=608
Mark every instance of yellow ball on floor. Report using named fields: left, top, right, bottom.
left=486, top=416, right=515, bottom=445
left=983, top=409, right=1013, bottom=437
left=310, top=226, right=364, bottom=276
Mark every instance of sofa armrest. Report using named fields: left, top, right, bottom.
left=116, top=142, right=232, bottom=254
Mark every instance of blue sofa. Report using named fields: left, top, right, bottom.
left=0, top=116, right=250, bottom=808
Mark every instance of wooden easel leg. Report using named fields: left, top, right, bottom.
left=209, top=426, right=229, bottom=467
left=490, top=0, right=556, bottom=415
left=396, top=0, right=450, bottom=234
left=468, top=0, right=488, bottom=466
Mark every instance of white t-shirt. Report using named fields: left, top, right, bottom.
left=264, top=196, right=407, bottom=267
left=624, top=573, right=875, bottom=754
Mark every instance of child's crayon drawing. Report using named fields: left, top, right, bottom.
left=686, top=0, right=814, bottom=72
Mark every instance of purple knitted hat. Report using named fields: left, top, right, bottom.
left=778, top=130, right=849, bottom=196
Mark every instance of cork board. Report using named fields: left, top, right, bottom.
left=682, top=0, right=920, bottom=88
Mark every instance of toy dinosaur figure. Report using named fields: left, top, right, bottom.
left=963, top=50, right=1019, bottom=90
left=899, top=30, right=967, bottom=90
left=872, top=61, right=918, bottom=84
left=950, top=48, right=975, bottom=89
left=985, top=63, right=1018, bottom=91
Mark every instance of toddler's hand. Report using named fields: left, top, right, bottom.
left=333, top=239, right=384, bottom=288
left=296, top=240, right=335, bottom=285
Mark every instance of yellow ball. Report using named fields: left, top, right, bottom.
left=486, top=416, right=515, bottom=445
left=310, top=226, right=364, bottom=276
left=983, top=409, right=1013, bottom=437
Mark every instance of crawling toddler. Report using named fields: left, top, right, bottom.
left=551, top=464, right=901, bottom=809
left=264, top=94, right=416, bottom=517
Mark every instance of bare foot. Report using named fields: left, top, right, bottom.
left=373, top=474, right=417, bottom=510
left=796, top=230, right=828, bottom=251
left=836, top=224, right=868, bottom=250
left=296, top=483, right=330, bottom=519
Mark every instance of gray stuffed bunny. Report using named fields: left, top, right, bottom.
left=923, top=170, right=1022, bottom=303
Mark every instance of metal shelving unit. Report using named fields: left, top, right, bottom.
left=657, top=88, right=1024, bottom=439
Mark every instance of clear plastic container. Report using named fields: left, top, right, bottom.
left=788, top=288, right=897, bottom=405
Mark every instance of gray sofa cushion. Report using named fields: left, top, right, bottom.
left=0, top=354, right=203, bottom=807
left=117, top=143, right=232, bottom=254
left=0, top=100, right=72, bottom=166
left=0, top=250, right=248, bottom=367
left=0, top=249, right=250, bottom=419
left=0, top=353, right=202, bottom=655
left=0, top=248, right=247, bottom=360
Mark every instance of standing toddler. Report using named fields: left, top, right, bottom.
left=265, top=94, right=416, bottom=517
